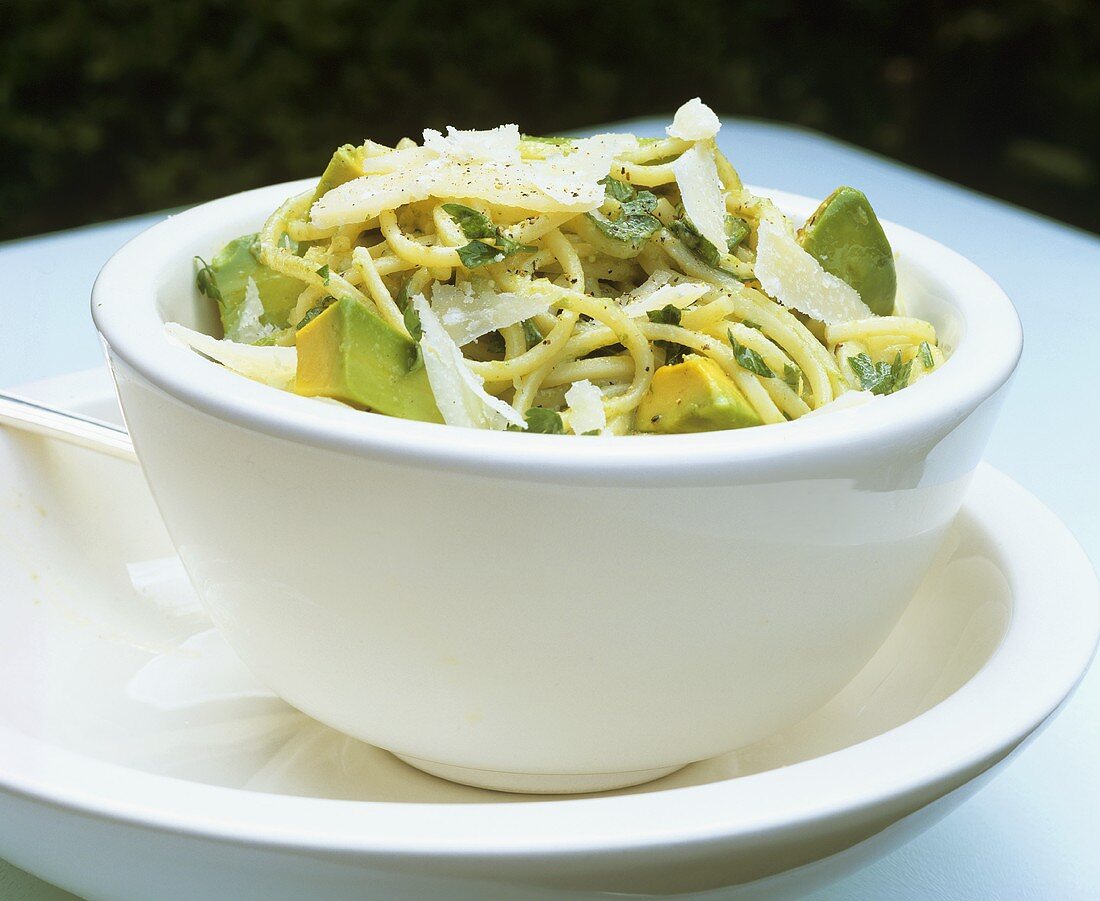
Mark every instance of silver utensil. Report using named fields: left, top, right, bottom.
left=0, top=390, right=137, bottom=462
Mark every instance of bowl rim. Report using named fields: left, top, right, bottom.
left=0, top=465, right=1095, bottom=860
left=90, top=180, right=1023, bottom=483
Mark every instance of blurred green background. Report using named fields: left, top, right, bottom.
left=2, top=0, right=1097, bottom=240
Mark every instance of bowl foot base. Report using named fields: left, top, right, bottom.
left=392, top=754, right=684, bottom=794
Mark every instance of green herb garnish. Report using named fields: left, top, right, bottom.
left=848, top=352, right=913, bottom=396
left=442, top=203, right=497, bottom=240
left=668, top=218, right=722, bottom=268
left=647, top=304, right=687, bottom=363
left=585, top=177, right=662, bottom=248
left=782, top=363, right=804, bottom=394
left=509, top=406, right=565, bottom=434
left=296, top=295, right=336, bottom=329
left=522, top=318, right=544, bottom=348
left=918, top=341, right=935, bottom=369
left=316, top=264, right=331, bottom=285
left=646, top=304, right=682, bottom=326
left=455, top=240, right=506, bottom=269
left=725, top=215, right=750, bottom=251
left=194, top=256, right=222, bottom=302
left=394, top=278, right=411, bottom=312
left=728, top=329, right=775, bottom=378
left=443, top=203, right=536, bottom=269
left=403, top=304, right=423, bottom=342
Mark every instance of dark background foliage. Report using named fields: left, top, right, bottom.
left=1, top=0, right=1097, bottom=241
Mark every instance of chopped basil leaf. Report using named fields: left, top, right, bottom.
left=296, top=295, right=336, bottom=329
left=508, top=407, right=565, bottom=434
left=662, top=343, right=688, bottom=365
left=581, top=429, right=602, bottom=436
left=646, top=304, right=686, bottom=362
left=669, top=218, right=722, bottom=268
left=782, top=363, right=803, bottom=394
left=586, top=209, right=662, bottom=248
left=316, top=264, right=331, bottom=285
left=848, top=352, right=912, bottom=396
left=444, top=204, right=536, bottom=268
left=725, top=215, right=750, bottom=251
left=522, top=318, right=544, bottom=348
left=586, top=177, right=661, bottom=248
left=456, top=240, right=506, bottom=269
left=918, top=341, right=935, bottom=369
left=394, top=278, right=411, bottom=312
left=403, top=304, right=423, bottom=342
left=194, top=256, right=222, bottom=302
left=441, top=203, right=497, bottom=240
left=728, top=329, right=775, bottom=378
left=600, top=175, right=635, bottom=203
left=646, top=304, right=682, bottom=326
left=741, top=319, right=762, bottom=330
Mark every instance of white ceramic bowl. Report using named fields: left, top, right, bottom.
left=91, top=181, right=1022, bottom=792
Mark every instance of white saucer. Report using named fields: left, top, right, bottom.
left=0, top=370, right=1096, bottom=900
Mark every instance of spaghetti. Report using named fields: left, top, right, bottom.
left=184, top=100, right=944, bottom=435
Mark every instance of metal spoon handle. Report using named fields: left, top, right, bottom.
left=0, top=391, right=137, bottom=463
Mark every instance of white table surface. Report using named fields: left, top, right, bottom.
left=2, top=117, right=1098, bottom=900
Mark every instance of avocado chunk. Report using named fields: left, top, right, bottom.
left=798, top=186, right=896, bottom=316
left=208, top=234, right=306, bottom=336
left=295, top=298, right=443, bottom=423
left=311, top=144, right=370, bottom=203
left=636, top=355, right=762, bottom=433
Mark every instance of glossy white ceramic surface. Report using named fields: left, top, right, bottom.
left=0, top=379, right=1095, bottom=899
left=90, top=182, right=1022, bottom=790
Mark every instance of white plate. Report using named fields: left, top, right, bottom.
left=0, top=370, right=1096, bottom=900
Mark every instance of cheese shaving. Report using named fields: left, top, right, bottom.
left=422, top=124, right=521, bottom=163
left=411, top=294, right=527, bottom=430
left=310, top=134, right=636, bottom=228
left=229, top=277, right=278, bottom=344
left=666, top=98, right=721, bottom=141
left=620, top=282, right=709, bottom=318
left=432, top=281, right=553, bottom=347
left=565, top=380, right=607, bottom=435
left=753, top=217, right=872, bottom=324
left=165, top=323, right=297, bottom=389
left=672, top=143, right=727, bottom=251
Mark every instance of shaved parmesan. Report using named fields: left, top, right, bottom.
left=672, top=143, right=727, bottom=251
left=431, top=280, right=553, bottom=347
left=229, top=277, right=278, bottom=344
left=422, top=124, right=521, bottom=163
left=165, top=323, right=297, bottom=389
left=754, top=217, right=872, bottom=324
left=666, top=98, right=721, bottom=141
left=310, top=134, right=637, bottom=228
left=411, top=294, right=526, bottom=430
left=565, top=380, right=607, bottom=435
left=620, top=282, right=709, bottom=318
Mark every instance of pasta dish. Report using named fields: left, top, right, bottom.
left=175, top=99, right=944, bottom=435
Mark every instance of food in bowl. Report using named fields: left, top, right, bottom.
left=174, top=98, right=944, bottom=436
left=93, top=98, right=1020, bottom=794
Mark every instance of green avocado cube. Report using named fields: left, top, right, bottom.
left=636, top=355, right=762, bottom=433
left=798, top=186, right=897, bottom=316
left=295, top=298, right=442, bottom=423
left=209, top=234, right=305, bottom=335
left=312, top=144, right=370, bottom=203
